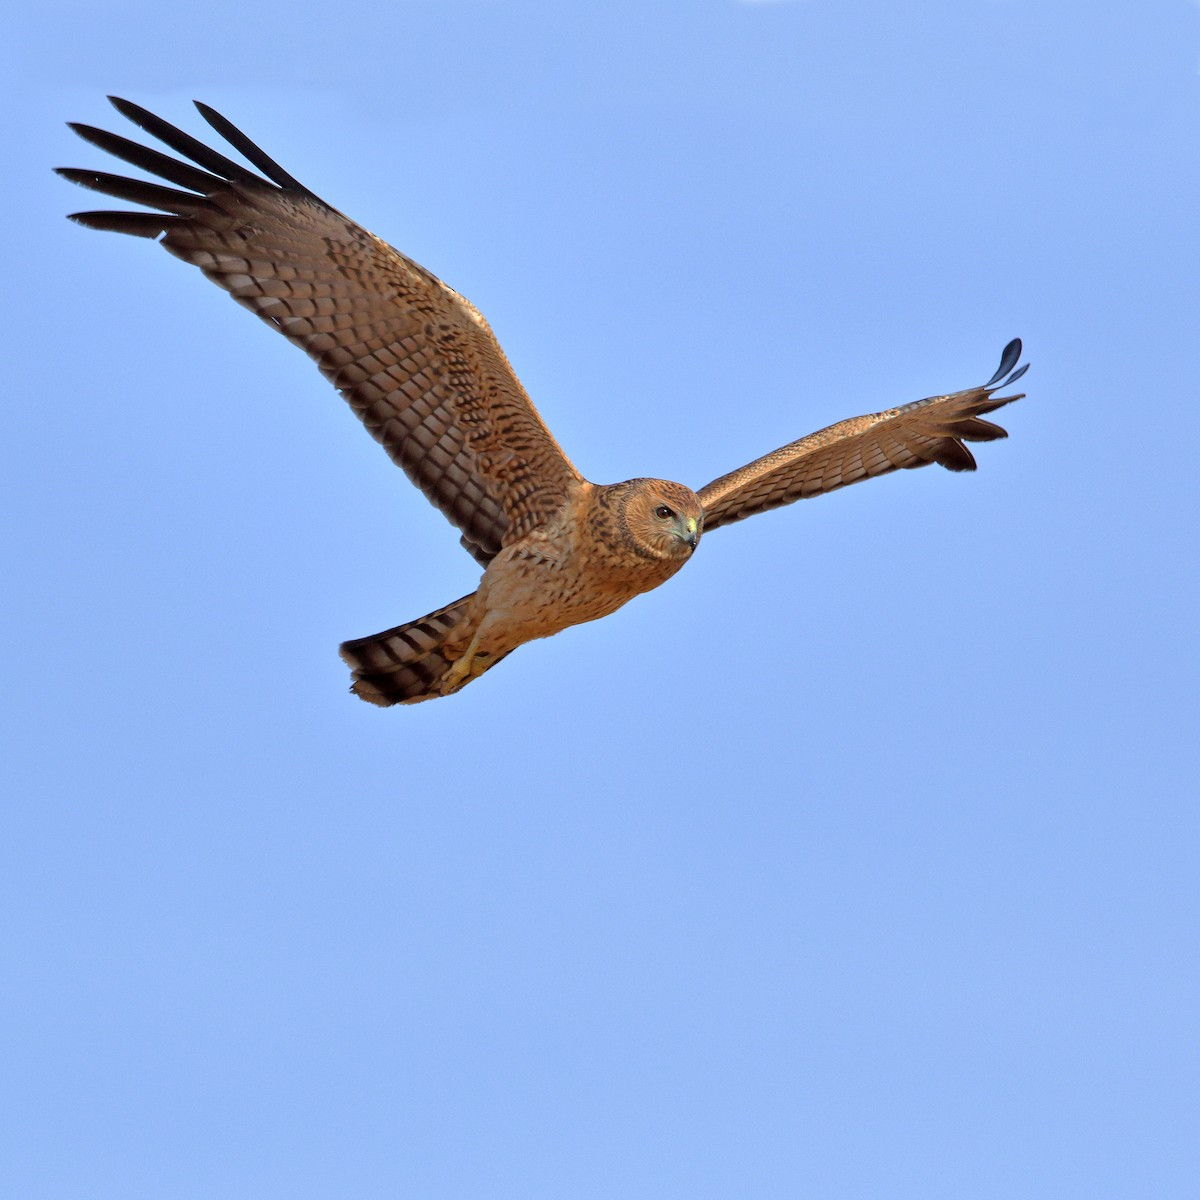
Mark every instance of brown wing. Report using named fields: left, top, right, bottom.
left=59, top=97, right=583, bottom=565
left=697, top=340, right=1028, bottom=532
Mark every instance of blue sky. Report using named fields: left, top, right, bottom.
left=4, top=1, right=1198, bottom=1197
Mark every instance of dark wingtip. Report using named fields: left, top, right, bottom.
left=938, top=439, right=978, bottom=472
left=1005, top=360, right=1030, bottom=387
left=65, top=210, right=173, bottom=237
left=192, top=99, right=311, bottom=194
left=984, top=337, right=1023, bottom=388
left=107, top=95, right=147, bottom=123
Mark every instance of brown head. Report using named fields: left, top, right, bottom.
left=605, top=478, right=703, bottom=562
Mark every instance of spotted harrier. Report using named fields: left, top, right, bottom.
left=59, top=98, right=1028, bottom=705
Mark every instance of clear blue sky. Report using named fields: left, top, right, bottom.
left=5, top=2, right=1198, bottom=1198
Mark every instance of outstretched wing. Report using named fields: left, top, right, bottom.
left=697, top=340, right=1028, bottom=532
left=59, top=97, right=584, bottom=565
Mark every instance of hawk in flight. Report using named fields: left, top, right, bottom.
left=60, top=98, right=1028, bottom=705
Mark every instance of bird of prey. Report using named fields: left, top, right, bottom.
left=60, top=98, right=1028, bottom=706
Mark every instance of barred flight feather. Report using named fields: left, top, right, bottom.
left=61, top=98, right=1029, bottom=704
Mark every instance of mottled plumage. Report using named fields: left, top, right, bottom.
left=61, top=99, right=1029, bottom=704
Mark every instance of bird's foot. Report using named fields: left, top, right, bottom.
left=440, top=632, right=488, bottom=695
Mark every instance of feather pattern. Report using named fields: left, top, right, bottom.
left=697, top=341, right=1028, bottom=531
left=59, top=97, right=583, bottom=564
left=60, top=98, right=1029, bottom=704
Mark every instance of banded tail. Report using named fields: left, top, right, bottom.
left=339, top=594, right=507, bottom=706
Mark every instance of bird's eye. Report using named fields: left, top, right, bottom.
left=654, top=505, right=674, bottom=520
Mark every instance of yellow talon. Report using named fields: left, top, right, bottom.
left=441, top=630, right=486, bottom=694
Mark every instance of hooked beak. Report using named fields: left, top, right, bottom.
left=683, top=515, right=699, bottom=550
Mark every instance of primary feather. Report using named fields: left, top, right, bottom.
left=61, top=99, right=1028, bottom=704
left=61, top=96, right=582, bottom=566
left=697, top=342, right=1028, bottom=531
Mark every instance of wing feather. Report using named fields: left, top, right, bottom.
left=697, top=341, right=1027, bottom=531
left=59, top=98, right=583, bottom=562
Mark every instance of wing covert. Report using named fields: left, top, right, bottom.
left=697, top=341, right=1028, bottom=532
left=59, top=97, right=584, bottom=563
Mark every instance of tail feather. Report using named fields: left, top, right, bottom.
left=339, top=593, right=505, bottom=706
